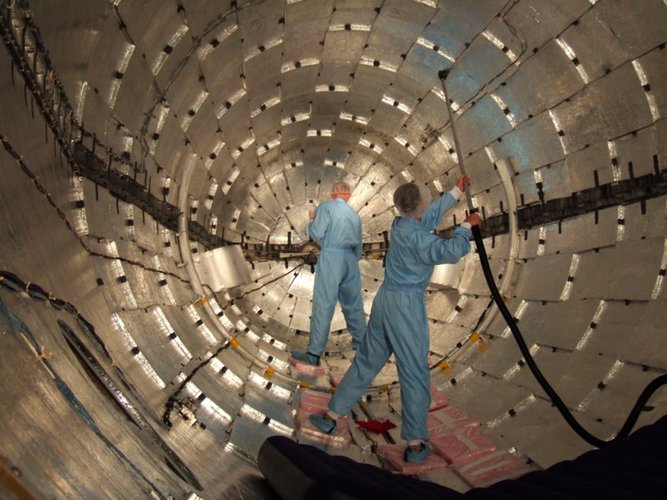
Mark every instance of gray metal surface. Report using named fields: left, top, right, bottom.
left=0, top=0, right=666, bottom=498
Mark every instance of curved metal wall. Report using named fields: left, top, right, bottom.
left=0, top=0, right=665, bottom=497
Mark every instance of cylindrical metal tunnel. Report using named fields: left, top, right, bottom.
left=0, top=0, right=666, bottom=498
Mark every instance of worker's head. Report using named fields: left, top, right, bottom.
left=331, top=181, right=351, bottom=202
left=394, top=183, right=430, bottom=218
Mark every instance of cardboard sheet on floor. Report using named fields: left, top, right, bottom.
left=428, top=406, right=479, bottom=435
left=452, top=449, right=536, bottom=488
left=295, top=408, right=351, bottom=446
left=378, top=444, right=450, bottom=474
left=430, top=425, right=497, bottom=464
left=290, top=357, right=326, bottom=376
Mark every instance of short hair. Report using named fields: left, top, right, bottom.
left=332, top=181, right=351, bottom=194
left=394, top=183, right=421, bottom=216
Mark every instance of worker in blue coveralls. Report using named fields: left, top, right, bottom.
left=291, top=181, right=366, bottom=366
left=309, top=174, right=481, bottom=464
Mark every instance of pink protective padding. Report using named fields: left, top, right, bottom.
left=328, top=366, right=345, bottom=387
left=290, top=357, right=326, bottom=376
left=452, top=450, right=537, bottom=488
left=429, top=386, right=449, bottom=411
left=299, top=389, right=332, bottom=413
left=295, top=408, right=351, bottom=446
left=378, top=444, right=450, bottom=475
left=430, top=425, right=497, bottom=464
left=428, top=406, right=479, bottom=435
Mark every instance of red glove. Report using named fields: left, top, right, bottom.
left=355, top=419, right=397, bottom=433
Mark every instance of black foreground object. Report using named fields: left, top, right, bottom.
left=258, top=414, right=667, bottom=499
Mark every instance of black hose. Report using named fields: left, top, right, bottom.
left=472, top=225, right=667, bottom=447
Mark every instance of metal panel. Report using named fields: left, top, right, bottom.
left=179, top=0, right=236, bottom=35
left=615, top=126, right=660, bottom=179
left=430, top=260, right=465, bottom=289
left=571, top=239, right=665, bottom=301
left=244, top=47, right=284, bottom=105
left=559, top=7, right=631, bottom=82
left=517, top=226, right=541, bottom=260
left=554, top=92, right=607, bottom=156
left=450, top=294, right=494, bottom=329
left=236, top=197, right=270, bottom=235
left=322, top=31, right=367, bottom=66
left=284, top=0, right=332, bottom=59
left=640, top=49, right=667, bottom=119
left=581, top=301, right=667, bottom=367
left=509, top=348, right=618, bottom=407
left=448, top=38, right=518, bottom=105
left=455, top=96, right=514, bottom=155
left=543, top=208, right=618, bottom=255
left=117, top=310, right=188, bottom=383
left=581, top=362, right=667, bottom=430
left=366, top=105, right=409, bottom=140
left=624, top=196, right=667, bottom=242
left=488, top=299, right=600, bottom=351
left=513, top=253, right=574, bottom=301
left=196, top=245, right=252, bottom=291
left=366, top=0, right=434, bottom=62
left=0, top=295, right=189, bottom=498
left=426, top=0, right=506, bottom=59
left=595, top=0, right=667, bottom=57
left=198, top=26, right=244, bottom=94
left=588, top=63, right=655, bottom=139
left=243, top=382, right=294, bottom=425
left=268, top=172, right=293, bottom=211
left=458, top=253, right=503, bottom=297
left=539, top=159, right=572, bottom=202
left=438, top=366, right=533, bottom=424
left=489, top=397, right=600, bottom=468
left=509, top=40, right=587, bottom=117
left=281, top=66, right=319, bottom=101
left=113, top=51, right=164, bottom=139
left=249, top=106, right=282, bottom=143
left=237, top=1, right=284, bottom=53
left=400, top=43, right=447, bottom=92
left=503, top=0, right=590, bottom=54
left=493, top=113, right=567, bottom=172
left=429, top=323, right=469, bottom=357
left=564, top=141, right=609, bottom=193
left=473, top=336, right=525, bottom=379
left=251, top=180, right=283, bottom=219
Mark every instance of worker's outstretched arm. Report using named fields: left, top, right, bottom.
left=416, top=213, right=481, bottom=265
left=420, top=175, right=470, bottom=231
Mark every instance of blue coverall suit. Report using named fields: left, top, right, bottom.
left=328, top=188, right=471, bottom=441
left=307, top=198, right=366, bottom=355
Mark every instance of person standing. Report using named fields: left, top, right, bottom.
left=291, top=181, right=366, bottom=366
left=309, top=175, right=481, bottom=464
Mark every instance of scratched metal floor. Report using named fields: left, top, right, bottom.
left=0, top=1, right=666, bottom=498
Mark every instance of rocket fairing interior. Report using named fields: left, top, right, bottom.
left=0, top=0, right=666, bottom=498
